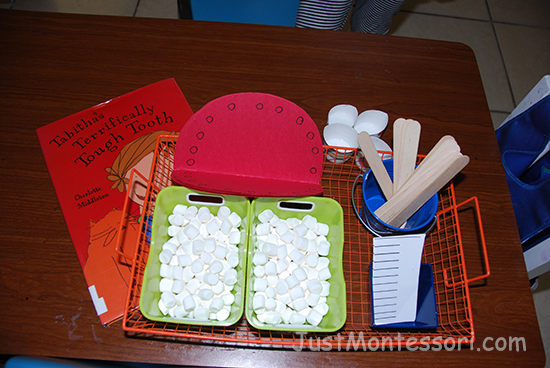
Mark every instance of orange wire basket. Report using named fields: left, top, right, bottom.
left=119, top=134, right=490, bottom=349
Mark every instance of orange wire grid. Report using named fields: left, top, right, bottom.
left=120, top=135, right=490, bottom=350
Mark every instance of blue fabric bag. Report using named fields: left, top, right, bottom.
left=496, top=94, right=550, bottom=249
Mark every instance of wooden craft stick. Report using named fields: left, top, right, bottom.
left=376, top=151, right=469, bottom=227
left=358, top=131, right=393, bottom=200
left=393, top=118, right=421, bottom=193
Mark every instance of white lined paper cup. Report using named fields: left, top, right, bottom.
left=327, top=104, right=358, bottom=127
left=354, top=110, right=388, bottom=137
left=323, top=123, right=359, bottom=163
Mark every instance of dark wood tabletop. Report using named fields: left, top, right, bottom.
left=0, top=9, right=545, bottom=367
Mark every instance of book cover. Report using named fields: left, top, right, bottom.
left=36, top=79, right=194, bottom=325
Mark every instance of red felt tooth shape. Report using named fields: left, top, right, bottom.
left=172, top=93, right=324, bottom=197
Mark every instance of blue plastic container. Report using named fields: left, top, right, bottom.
left=361, top=159, right=438, bottom=236
left=370, top=263, right=439, bottom=329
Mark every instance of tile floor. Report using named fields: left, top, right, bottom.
left=0, top=0, right=548, bottom=366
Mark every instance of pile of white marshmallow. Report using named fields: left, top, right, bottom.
left=156, top=204, right=243, bottom=321
left=251, top=210, right=332, bottom=327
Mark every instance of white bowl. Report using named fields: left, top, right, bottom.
left=354, top=110, right=388, bottom=137
left=323, top=123, right=359, bottom=163
left=327, top=104, right=358, bottom=127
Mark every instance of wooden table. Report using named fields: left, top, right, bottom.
left=0, top=9, right=545, bottom=367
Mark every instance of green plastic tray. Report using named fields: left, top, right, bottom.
left=140, top=186, right=251, bottom=326
left=245, top=196, right=347, bottom=332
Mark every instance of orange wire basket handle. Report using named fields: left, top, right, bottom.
left=115, top=168, right=148, bottom=261
left=442, top=196, right=491, bottom=287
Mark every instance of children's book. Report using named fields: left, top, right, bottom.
left=36, top=79, right=194, bottom=325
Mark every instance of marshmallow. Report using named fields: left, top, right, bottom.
left=307, top=279, right=323, bottom=294
left=289, top=249, right=305, bottom=265
left=294, top=236, right=308, bottom=251
left=307, top=240, right=318, bottom=253
left=263, top=311, right=282, bottom=324
left=173, top=204, right=188, bottom=215
left=289, top=286, right=305, bottom=301
left=158, top=299, right=169, bottom=315
left=159, top=249, right=173, bottom=264
left=293, top=224, right=308, bottom=237
left=256, top=223, right=271, bottom=236
left=253, top=252, right=268, bottom=266
left=180, top=240, right=192, bottom=254
left=167, top=226, right=181, bottom=237
left=317, top=257, right=330, bottom=269
left=175, top=229, right=188, bottom=244
left=276, top=279, right=289, bottom=295
left=265, top=261, right=277, bottom=277
left=228, top=230, right=241, bottom=245
left=266, top=286, right=277, bottom=299
left=200, top=251, right=213, bottom=265
left=183, top=206, right=198, bottom=220
left=183, top=266, right=194, bottom=282
left=253, top=278, right=268, bottom=292
left=305, top=253, right=319, bottom=268
left=254, top=265, right=265, bottom=278
left=275, top=222, right=289, bottom=236
left=292, top=298, right=309, bottom=312
left=216, top=308, right=230, bottom=321
left=315, top=223, right=330, bottom=236
left=159, top=264, right=172, bottom=278
left=192, top=239, right=204, bottom=255
left=314, top=302, right=329, bottom=316
left=209, top=260, right=223, bottom=274
left=258, top=209, right=274, bottom=223
left=277, top=244, right=288, bottom=259
left=178, top=254, right=192, bottom=267
left=205, top=219, right=220, bottom=235
left=184, top=224, right=200, bottom=240
left=269, top=215, right=282, bottom=228
left=253, top=293, right=266, bottom=310
left=289, top=312, right=306, bottom=325
left=161, top=291, right=177, bottom=309
left=213, top=245, right=228, bottom=260
left=302, top=215, right=317, bottom=229
left=280, top=231, right=295, bottom=245
left=186, top=279, right=201, bottom=294
left=198, top=288, right=214, bottom=300
left=209, top=297, right=224, bottom=313
left=306, top=292, right=320, bottom=307
left=212, top=280, right=225, bottom=295
left=286, top=218, right=300, bottom=229
left=263, top=242, right=278, bottom=257
left=265, top=298, right=277, bottom=311
left=228, top=212, right=242, bottom=227
left=220, top=218, right=233, bottom=235
left=174, top=305, right=188, bottom=318
left=224, top=269, right=238, bottom=285
left=191, top=259, right=204, bottom=274
left=281, top=308, right=293, bottom=324
left=197, top=207, right=212, bottom=223
left=317, top=241, right=330, bottom=256
left=320, top=281, right=331, bottom=297
left=217, top=206, right=231, bottom=219
left=203, top=272, right=219, bottom=286
left=306, top=309, right=323, bottom=326
left=318, top=267, right=332, bottom=281
left=284, top=274, right=300, bottom=290
left=159, top=278, right=173, bottom=293
left=172, top=265, right=184, bottom=280
left=194, top=307, right=209, bottom=319
left=226, top=252, right=239, bottom=268
left=168, top=214, right=185, bottom=226
left=292, top=267, right=307, bottom=281
left=276, top=258, right=289, bottom=274
left=162, top=241, right=178, bottom=254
